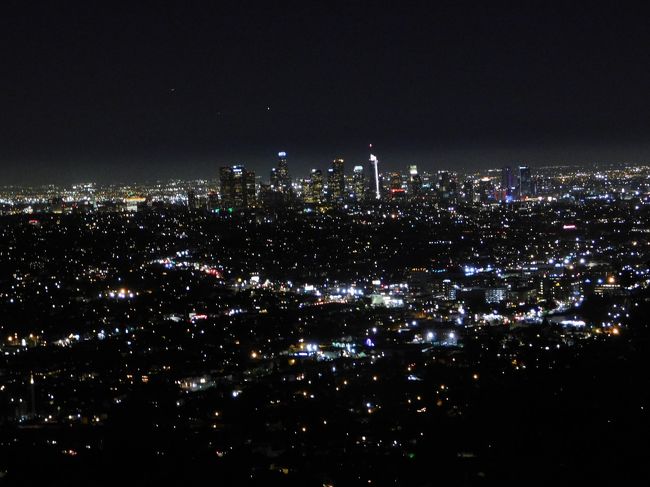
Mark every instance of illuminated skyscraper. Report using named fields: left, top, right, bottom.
left=408, top=165, right=422, bottom=196
left=352, top=165, right=365, bottom=201
left=219, top=165, right=256, bottom=209
left=389, top=172, right=401, bottom=190
left=477, top=177, right=493, bottom=203
left=328, top=158, right=345, bottom=202
left=305, top=169, right=324, bottom=204
left=389, top=171, right=406, bottom=199
left=275, top=151, right=292, bottom=193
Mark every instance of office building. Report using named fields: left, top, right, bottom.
left=352, top=165, right=365, bottom=201
left=305, top=169, right=324, bottom=204
left=328, top=158, right=345, bottom=202
left=219, top=165, right=256, bottom=209
left=518, top=165, right=532, bottom=199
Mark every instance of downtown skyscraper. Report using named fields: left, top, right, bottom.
left=219, top=165, right=256, bottom=209
left=327, top=158, right=345, bottom=202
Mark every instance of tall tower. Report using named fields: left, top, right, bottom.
left=328, top=158, right=345, bottom=202
left=352, top=165, right=365, bottom=201
left=369, top=145, right=380, bottom=200
left=219, top=166, right=235, bottom=208
left=408, top=165, right=422, bottom=196
left=518, top=165, right=532, bottom=199
left=276, top=151, right=292, bottom=193
left=306, top=169, right=324, bottom=204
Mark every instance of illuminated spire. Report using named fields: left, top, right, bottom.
left=369, top=145, right=380, bottom=200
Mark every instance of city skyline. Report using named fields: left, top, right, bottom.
left=1, top=144, right=646, bottom=187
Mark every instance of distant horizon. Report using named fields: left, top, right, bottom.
left=3, top=144, right=650, bottom=186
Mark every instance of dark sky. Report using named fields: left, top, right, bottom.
left=2, top=0, right=650, bottom=184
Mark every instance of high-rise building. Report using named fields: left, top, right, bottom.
left=501, top=166, right=515, bottom=195
left=419, top=171, right=434, bottom=193
left=305, top=169, right=324, bottom=204
left=328, top=158, right=345, bottom=202
left=269, top=152, right=293, bottom=204
left=408, top=165, right=422, bottom=196
left=518, top=165, right=532, bottom=199
left=352, top=165, right=365, bottom=201
left=388, top=172, right=401, bottom=190
left=219, top=165, right=256, bottom=209
left=270, top=167, right=279, bottom=190
left=276, top=151, right=292, bottom=193
left=477, top=177, right=493, bottom=203
left=388, top=171, right=406, bottom=199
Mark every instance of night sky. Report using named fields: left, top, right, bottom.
left=2, top=0, right=650, bottom=184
